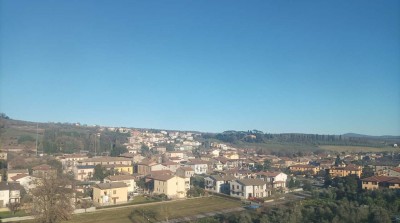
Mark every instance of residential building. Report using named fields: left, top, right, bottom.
left=289, top=164, right=319, bottom=174
left=148, top=175, right=186, bottom=199
left=256, top=171, right=288, bottom=188
left=176, top=167, right=194, bottom=178
left=162, top=161, right=181, bottom=173
left=10, top=174, right=38, bottom=192
left=204, top=175, right=235, bottom=195
left=0, top=182, right=22, bottom=207
left=0, top=152, right=7, bottom=160
left=186, top=159, right=208, bottom=175
left=104, top=175, right=137, bottom=193
left=59, top=154, right=88, bottom=173
left=103, top=164, right=133, bottom=175
left=388, top=167, right=400, bottom=177
left=136, top=160, right=169, bottom=175
left=92, top=182, right=128, bottom=205
left=73, top=165, right=95, bottom=181
left=7, top=169, right=29, bottom=182
left=230, top=179, right=271, bottom=199
left=32, top=164, right=57, bottom=178
left=328, top=165, right=362, bottom=178
left=79, top=157, right=132, bottom=166
left=361, top=176, right=400, bottom=190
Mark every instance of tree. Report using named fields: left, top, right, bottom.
left=140, top=144, right=150, bottom=156
left=47, top=159, right=62, bottom=176
left=361, top=166, right=374, bottom=179
left=302, top=180, right=312, bottom=191
left=288, top=177, right=295, bottom=188
left=79, top=199, right=92, bottom=213
left=110, top=145, right=128, bottom=157
left=263, top=160, right=272, bottom=171
left=30, top=177, right=74, bottom=223
left=8, top=202, right=21, bottom=215
left=93, top=164, right=110, bottom=182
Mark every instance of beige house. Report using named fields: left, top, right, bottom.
left=289, top=164, right=319, bottom=175
left=361, top=176, right=400, bottom=190
left=59, top=154, right=88, bottom=173
left=79, top=157, right=132, bottom=166
left=73, top=165, right=95, bottom=181
left=149, top=175, right=186, bottom=199
left=328, top=165, right=362, bottom=178
left=92, top=182, right=128, bottom=206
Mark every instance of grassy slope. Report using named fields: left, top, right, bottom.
left=69, top=197, right=240, bottom=223
left=318, top=145, right=397, bottom=153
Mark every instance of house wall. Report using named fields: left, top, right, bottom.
left=74, top=168, right=94, bottom=181
left=190, top=164, right=207, bottom=174
left=153, top=177, right=186, bottom=199
left=388, top=183, right=400, bottom=189
left=0, top=189, right=10, bottom=207
left=388, top=170, right=400, bottom=177
left=114, top=166, right=133, bottom=174
left=93, top=187, right=128, bottom=205
left=362, top=181, right=379, bottom=190
left=104, top=179, right=137, bottom=193
left=150, top=164, right=169, bottom=172
left=17, top=176, right=37, bottom=192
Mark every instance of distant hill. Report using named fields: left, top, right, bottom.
left=0, top=117, right=129, bottom=155
left=1, top=115, right=399, bottom=156
left=343, top=133, right=400, bottom=140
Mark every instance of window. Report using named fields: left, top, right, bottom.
left=113, top=190, right=116, bottom=194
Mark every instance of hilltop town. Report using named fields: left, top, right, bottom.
left=0, top=117, right=399, bottom=222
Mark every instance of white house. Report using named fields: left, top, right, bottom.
left=7, top=169, right=29, bottom=182
left=10, top=174, right=38, bottom=192
left=204, top=175, right=236, bottom=195
left=186, top=159, right=208, bottom=175
left=230, top=179, right=271, bottom=199
left=210, top=149, right=220, bottom=157
left=256, top=171, right=288, bottom=188
left=0, top=182, right=22, bottom=207
left=104, top=175, right=137, bottom=194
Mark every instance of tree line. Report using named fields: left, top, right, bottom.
left=203, top=130, right=392, bottom=147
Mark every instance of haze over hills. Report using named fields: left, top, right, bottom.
left=1, top=114, right=399, bottom=156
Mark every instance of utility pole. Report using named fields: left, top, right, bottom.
left=35, top=123, right=39, bottom=156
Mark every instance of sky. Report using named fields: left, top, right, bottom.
left=0, top=0, right=399, bottom=135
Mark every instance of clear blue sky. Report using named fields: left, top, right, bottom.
left=1, top=0, right=399, bottom=135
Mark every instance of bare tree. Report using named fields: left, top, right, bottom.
left=30, top=177, right=74, bottom=223
left=8, top=202, right=21, bottom=215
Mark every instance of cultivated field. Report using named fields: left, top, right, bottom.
left=319, top=145, right=398, bottom=153
left=68, top=196, right=241, bottom=223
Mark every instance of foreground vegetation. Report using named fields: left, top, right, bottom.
left=193, top=177, right=400, bottom=223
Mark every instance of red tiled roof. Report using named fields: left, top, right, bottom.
left=32, top=164, right=53, bottom=171
left=257, top=171, right=280, bottom=177
left=361, top=176, right=400, bottom=182
left=391, top=167, right=400, bottom=173
left=290, top=165, right=315, bottom=169
left=10, top=174, right=29, bottom=181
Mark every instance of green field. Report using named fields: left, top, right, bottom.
left=69, top=196, right=241, bottom=223
left=319, top=145, right=397, bottom=152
